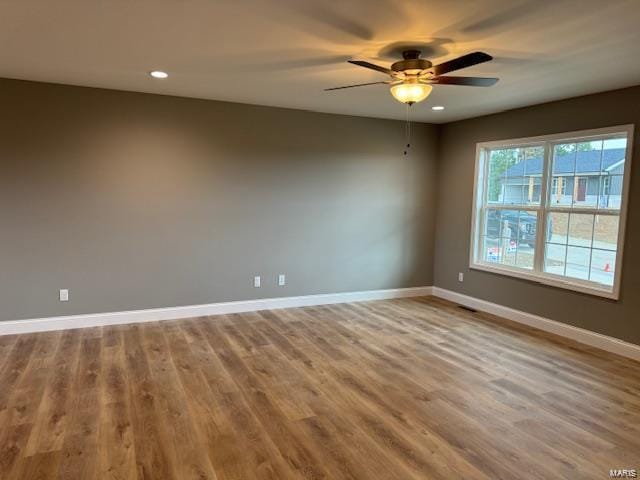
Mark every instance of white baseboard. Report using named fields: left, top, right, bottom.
left=4, top=285, right=638, bottom=363
left=432, top=287, right=640, bottom=362
left=0, top=286, right=434, bottom=336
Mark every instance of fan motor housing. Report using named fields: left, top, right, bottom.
left=391, top=50, right=432, bottom=73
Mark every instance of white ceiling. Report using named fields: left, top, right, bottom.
left=1, top=0, right=640, bottom=123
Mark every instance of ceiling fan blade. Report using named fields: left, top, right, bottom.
left=430, top=76, right=499, bottom=87
left=431, top=52, right=493, bottom=76
left=324, top=81, right=390, bottom=91
left=348, top=60, right=394, bottom=76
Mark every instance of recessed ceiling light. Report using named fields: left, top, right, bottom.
left=432, top=106, right=445, bottom=111
left=149, top=70, right=168, bottom=79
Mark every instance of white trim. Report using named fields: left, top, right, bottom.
left=432, top=287, right=640, bottom=362
left=4, top=285, right=638, bottom=362
left=0, top=286, right=434, bottom=336
left=469, top=262, right=618, bottom=299
left=605, top=158, right=625, bottom=172
left=469, top=124, right=634, bottom=300
left=472, top=125, right=633, bottom=150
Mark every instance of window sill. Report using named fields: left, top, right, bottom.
left=469, top=262, right=619, bottom=300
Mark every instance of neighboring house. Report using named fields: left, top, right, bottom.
left=501, top=148, right=625, bottom=208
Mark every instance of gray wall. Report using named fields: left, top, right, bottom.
left=0, top=78, right=439, bottom=321
left=434, top=86, right=640, bottom=345
left=3, top=77, right=639, bottom=346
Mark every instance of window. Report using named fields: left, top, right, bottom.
left=602, top=176, right=611, bottom=196
left=551, top=177, right=568, bottom=198
left=470, top=125, right=633, bottom=299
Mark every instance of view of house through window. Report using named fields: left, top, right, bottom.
left=471, top=126, right=632, bottom=298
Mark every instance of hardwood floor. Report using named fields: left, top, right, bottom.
left=0, top=296, right=639, bottom=479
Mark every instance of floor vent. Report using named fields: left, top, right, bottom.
left=458, top=305, right=478, bottom=313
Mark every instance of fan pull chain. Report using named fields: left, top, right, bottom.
left=403, top=103, right=412, bottom=155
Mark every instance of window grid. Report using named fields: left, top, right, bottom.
left=471, top=126, right=632, bottom=298
left=544, top=137, right=622, bottom=284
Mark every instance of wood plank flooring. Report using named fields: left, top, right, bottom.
left=0, top=296, right=639, bottom=479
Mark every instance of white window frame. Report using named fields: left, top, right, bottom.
left=602, top=176, right=611, bottom=196
left=551, top=177, right=568, bottom=196
left=470, top=125, right=634, bottom=300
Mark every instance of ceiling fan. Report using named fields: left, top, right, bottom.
left=325, top=50, right=498, bottom=105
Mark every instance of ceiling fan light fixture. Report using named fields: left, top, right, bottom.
left=326, top=50, right=496, bottom=104
left=390, top=80, right=432, bottom=105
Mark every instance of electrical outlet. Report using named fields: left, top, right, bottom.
left=278, top=274, right=286, bottom=286
left=254, top=276, right=261, bottom=288
left=59, top=289, right=69, bottom=302
left=458, top=272, right=464, bottom=282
